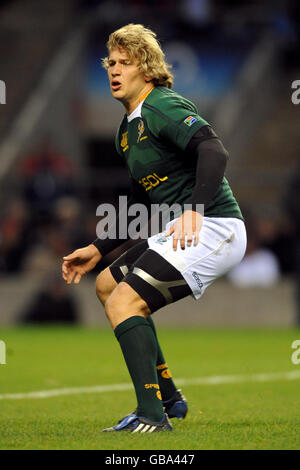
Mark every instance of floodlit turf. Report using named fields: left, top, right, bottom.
left=0, top=326, right=300, bottom=450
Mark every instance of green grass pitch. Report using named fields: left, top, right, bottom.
left=0, top=325, right=300, bottom=450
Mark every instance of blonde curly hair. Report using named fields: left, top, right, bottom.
left=102, top=24, right=174, bottom=89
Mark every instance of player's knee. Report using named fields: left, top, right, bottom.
left=105, top=283, right=129, bottom=318
left=95, top=269, right=113, bottom=305
left=105, top=282, right=150, bottom=323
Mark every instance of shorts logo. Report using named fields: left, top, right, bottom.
left=184, top=115, right=197, bottom=127
left=192, top=271, right=203, bottom=292
left=155, top=234, right=168, bottom=245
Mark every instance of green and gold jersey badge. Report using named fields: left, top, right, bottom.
left=137, top=119, right=147, bottom=143
left=121, top=131, right=129, bottom=152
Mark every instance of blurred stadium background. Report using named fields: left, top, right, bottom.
left=0, top=0, right=300, bottom=328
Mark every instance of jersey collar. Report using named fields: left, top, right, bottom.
left=127, top=86, right=155, bottom=122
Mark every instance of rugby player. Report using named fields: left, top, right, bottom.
left=62, top=24, right=247, bottom=433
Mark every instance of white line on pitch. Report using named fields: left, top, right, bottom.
left=0, top=370, right=300, bottom=401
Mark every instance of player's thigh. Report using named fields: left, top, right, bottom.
left=120, top=247, right=193, bottom=314
left=109, top=240, right=149, bottom=283
left=96, top=240, right=148, bottom=303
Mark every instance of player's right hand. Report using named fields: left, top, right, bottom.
left=62, top=244, right=102, bottom=284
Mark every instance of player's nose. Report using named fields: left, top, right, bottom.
left=111, top=63, right=121, bottom=75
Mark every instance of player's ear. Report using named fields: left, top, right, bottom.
left=144, top=76, right=153, bottom=83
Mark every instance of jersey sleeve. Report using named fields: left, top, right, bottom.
left=143, top=97, right=210, bottom=151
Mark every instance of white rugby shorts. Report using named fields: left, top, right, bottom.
left=147, top=217, right=247, bottom=299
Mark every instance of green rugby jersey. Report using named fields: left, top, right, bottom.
left=115, top=86, right=243, bottom=220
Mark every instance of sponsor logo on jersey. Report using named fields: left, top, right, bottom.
left=184, top=115, right=197, bottom=127
left=121, top=131, right=129, bottom=152
left=139, top=172, right=168, bottom=191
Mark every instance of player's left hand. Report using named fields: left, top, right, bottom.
left=165, top=210, right=203, bottom=251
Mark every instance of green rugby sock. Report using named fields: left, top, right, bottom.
left=146, top=316, right=177, bottom=401
left=114, top=316, right=164, bottom=422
